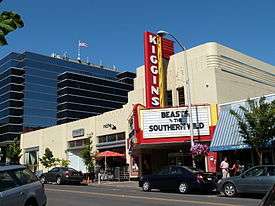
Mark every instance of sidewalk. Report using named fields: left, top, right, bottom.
left=88, top=181, right=138, bottom=188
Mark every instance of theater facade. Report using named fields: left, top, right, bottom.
left=20, top=32, right=275, bottom=178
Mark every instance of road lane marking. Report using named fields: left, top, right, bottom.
left=46, top=188, right=244, bottom=206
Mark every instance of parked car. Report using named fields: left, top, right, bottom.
left=0, top=164, right=47, bottom=206
left=40, top=167, right=83, bottom=185
left=259, top=183, right=275, bottom=206
left=217, top=165, right=275, bottom=197
left=139, top=165, right=216, bottom=194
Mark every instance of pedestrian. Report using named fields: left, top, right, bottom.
left=220, top=157, right=230, bottom=178
left=230, top=160, right=241, bottom=176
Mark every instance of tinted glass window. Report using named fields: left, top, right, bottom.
left=24, top=115, right=56, bottom=127
left=58, top=80, right=129, bottom=96
left=13, top=169, right=38, bottom=185
left=170, top=167, right=184, bottom=175
left=24, top=107, right=56, bottom=117
left=25, top=75, right=56, bottom=87
left=58, top=87, right=127, bottom=102
left=158, top=167, right=169, bottom=175
left=0, top=171, right=18, bottom=192
left=68, top=168, right=78, bottom=172
left=50, top=168, right=59, bottom=173
left=185, top=166, right=202, bottom=173
left=25, top=83, right=56, bottom=94
left=245, top=167, right=266, bottom=177
left=24, top=99, right=56, bottom=109
left=267, top=167, right=275, bottom=176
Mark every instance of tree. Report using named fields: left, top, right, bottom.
left=56, top=158, right=70, bottom=167
left=39, top=148, right=56, bottom=170
left=80, top=140, right=95, bottom=174
left=6, top=141, right=22, bottom=164
left=230, top=96, right=275, bottom=165
left=0, top=1, right=24, bottom=45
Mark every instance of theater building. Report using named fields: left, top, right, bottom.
left=20, top=32, right=275, bottom=177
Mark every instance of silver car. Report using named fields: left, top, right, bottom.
left=217, top=165, right=275, bottom=197
left=0, top=164, right=47, bottom=206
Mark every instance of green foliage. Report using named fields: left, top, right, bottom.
left=230, top=97, right=275, bottom=165
left=56, top=158, right=70, bottom=167
left=80, top=140, right=95, bottom=173
left=6, top=142, right=22, bottom=163
left=0, top=1, right=24, bottom=45
left=39, top=148, right=56, bottom=169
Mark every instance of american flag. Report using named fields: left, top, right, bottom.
left=79, top=41, right=88, bottom=48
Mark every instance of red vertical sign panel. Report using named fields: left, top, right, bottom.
left=144, top=32, right=160, bottom=108
left=207, top=152, right=218, bottom=173
left=162, top=38, right=174, bottom=59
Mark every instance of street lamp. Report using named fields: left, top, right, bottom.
left=157, top=30, right=195, bottom=166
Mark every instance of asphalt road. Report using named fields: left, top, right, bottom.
left=45, top=182, right=262, bottom=206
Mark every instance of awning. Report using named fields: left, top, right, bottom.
left=210, top=108, right=250, bottom=152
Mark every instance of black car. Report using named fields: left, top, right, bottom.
left=217, top=165, right=275, bottom=197
left=139, top=165, right=216, bottom=194
left=40, top=167, right=83, bottom=185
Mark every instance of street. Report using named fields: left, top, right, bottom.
left=45, top=182, right=262, bottom=206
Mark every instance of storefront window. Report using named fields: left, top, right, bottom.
left=24, top=150, right=38, bottom=172
left=117, top=133, right=125, bottom=141
left=97, top=132, right=125, bottom=143
left=68, top=138, right=89, bottom=149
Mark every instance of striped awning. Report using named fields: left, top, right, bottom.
left=210, top=108, right=250, bottom=151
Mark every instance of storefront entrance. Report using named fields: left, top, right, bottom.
left=67, top=149, right=87, bottom=173
left=138, top=143, right=195, bottom=175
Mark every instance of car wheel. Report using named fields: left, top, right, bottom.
left=56, top=176, right=62, bottom=185
left=142, top=181, right=151, bottom=192
left=40, top=176, right=46, bottom=184
left=25, top=198, right=38, bottom=206
left=178, top=182, right=189, bottom=194
left=223, top=182, right=236, bottom=197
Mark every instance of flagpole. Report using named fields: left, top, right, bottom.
left=77, top=40, right=81, bottom=60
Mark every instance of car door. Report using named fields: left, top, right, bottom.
left=12, top=168, right=45, bottom=206
left=47, top=167, right=59, bottom=182
left=150, top=167, right=170, bottom=189
left=235, top=166, right=266, bottom=193
left=0, top=171, right=23, bottom=206
left=260, top=166, right=275, bottom=193
left=169, top=166, right=186, bottom=189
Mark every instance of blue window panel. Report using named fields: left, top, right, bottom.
left=24, top=107, right=56, bottom=117
left=25, top=83, right=56, bottom=94
left=24, top=99, right=56, bottom=110
left=24, top=91, right=56, bottom=101
left=24, top=115, right=56, bottom=127
left=0, top=60, right=22, bottom=72
left=25, top=67, right=59, bottom=79
left=25, top=75, right=56, bottom=87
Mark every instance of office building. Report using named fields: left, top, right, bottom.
left=0, top=52, right=134, bottom=155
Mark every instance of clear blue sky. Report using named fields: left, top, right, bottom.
left=1, top=0, right=275, bottom=71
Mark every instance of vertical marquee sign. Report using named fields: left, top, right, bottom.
left=144, top=32, right=174, bottom=108
left=144, top=32, right=160, bottom=108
